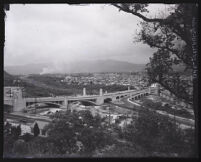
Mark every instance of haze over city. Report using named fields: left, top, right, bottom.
left=3, top=4, right=172, bottom=67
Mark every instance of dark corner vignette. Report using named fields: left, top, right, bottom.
left=2, top=2, right=199, bottom=159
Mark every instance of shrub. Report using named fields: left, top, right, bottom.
left=21, top=133, right=34, bottom=142
left=123, top=109, right=195, bottom=157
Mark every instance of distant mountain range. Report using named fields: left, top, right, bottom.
left=4, top=71, right=16, bottom=86
left=4, top=60, right=146, bottom=75
left=5, top=63, right=50, bottom=75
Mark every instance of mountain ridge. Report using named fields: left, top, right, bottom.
left=4, top=60, right=146, bottom=75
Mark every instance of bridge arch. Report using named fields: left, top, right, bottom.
left=68, top=99, right=97, bottom=106
left=26, top=102, right=62, bottom=108
left=79, top=100, right=97, bottom=106
left=104, top=98, right=112, bottom=103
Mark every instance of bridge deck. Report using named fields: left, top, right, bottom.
left=25, top=89, right=150, bottom=102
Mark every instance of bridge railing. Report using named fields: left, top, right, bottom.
left=23, top=88, right=151, bottom=102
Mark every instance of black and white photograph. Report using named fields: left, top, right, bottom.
left=3, top=2, right=198, bottom=158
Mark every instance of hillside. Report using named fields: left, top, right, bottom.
left=4, top=63, right=50, bottom=75
left=5, top=60, right=146, bottom=75
left=4, top=71, right=16, bottom=86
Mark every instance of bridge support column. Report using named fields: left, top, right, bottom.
left=96, top=97, right=104, bottom=105
left=12, top=89, right=26, bottom=112
left=13, top=98, right=26, bottom=112
left=153, top=83, right=160, bottom=96
left=112, top=96, right=116, bottom=102
left=149, top=87, right=152, bottom=94
left=83, top=88, right=86, bottom=96
left=64, top=97, right=68, bottom=109
left=128, top=86, right=130, bottom=91
left=99, top=88, right=103, bottom=96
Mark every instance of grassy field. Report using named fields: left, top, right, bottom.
left=4, top=72, right=129, bottom=98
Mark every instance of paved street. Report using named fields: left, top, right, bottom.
left=113, top=96, right=195, bottom=128
left=4, top=112, right=51, bottom=123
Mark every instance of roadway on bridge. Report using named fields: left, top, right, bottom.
left=4, top=94, right=194, bottom=128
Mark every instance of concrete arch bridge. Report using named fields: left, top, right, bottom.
left=4, top=86, right=158, bottom=112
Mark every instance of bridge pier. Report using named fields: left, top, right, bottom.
left=149, top=87, right=152, bottom=94
left=112, top=96, right=116, bottom=102
left=83, top=88, right=86, bottom=96
left=13, top=98, right=26, bottom=112
left=64, top=97, right=68, bottom=109
left=11, top=88, right=26, bottom=112
left=5, top=86, right=158, bottom=112
left=99, top=88, right=103, bottom=96
left=96, top=97, right=104, bottom=105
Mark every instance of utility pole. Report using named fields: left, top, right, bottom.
left=107, top=106, right=111, bottom=130
left=17, top=80, right=20, bottom=87
left=90, top=81, right=92, bottom=95
left=11, top=90, right=14, bottom=112
left=34, top=97, right=37, bottom=114
left=125, top=114, right=128, bottom=128
left=173, top=99, right=177, bottom=128
left=108, top=106, right=111, bottom=136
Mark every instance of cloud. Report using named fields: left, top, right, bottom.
left=4, top=4, right=169, bottom=66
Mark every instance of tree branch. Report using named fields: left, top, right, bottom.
left=112, top=4, right=166, bottom=23
left=153, top=79, right=191, bottom=103
left=148, top=43, right=192, bottom=68
left=112, top=4, right=188, bottom=43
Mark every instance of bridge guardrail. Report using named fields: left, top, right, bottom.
left=10, top=88, right=151, bottom=106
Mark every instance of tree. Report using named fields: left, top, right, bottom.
left=10, top=125, right=21, bottom=139
left=44, top=110, right=114, bottom=155
left=112, top=3, right=198, bottom=155
left=4, top=122, right=12, bottom=135
left=16, top=125, right=21, bottom=137
left=4, top=122, right=17, bottom=157
left=21, top=133, right=34, bottom=142
left=112, top=3, right=197, bottom=101
left=124, top=109, right=195, bottom=157
left=33, top=123, right=40, bottom=137
left=13, top=139, right=27, bottom=156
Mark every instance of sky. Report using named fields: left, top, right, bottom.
left=4, top=4, right=171, bottom=66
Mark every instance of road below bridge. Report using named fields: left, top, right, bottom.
left=108, top=97, right=141, bottom=112
left=4, top=112, right=51, bottom=123
left=110, top=96, right=194, bottom=128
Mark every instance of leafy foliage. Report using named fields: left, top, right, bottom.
left=142, top=99, right=194, bottom=119
left=112, top=3, right=197, bottom=102
left=112, top=4, right=197, bottom=155
left=123, top=109, right=195, bottom=157
left=21, top=133, right=34, bottom=142
left=34, top=123, right=40, bottom=137
left=44, top=110, right=113, bottom=155
left=4, top=122, right=22, bottom=157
